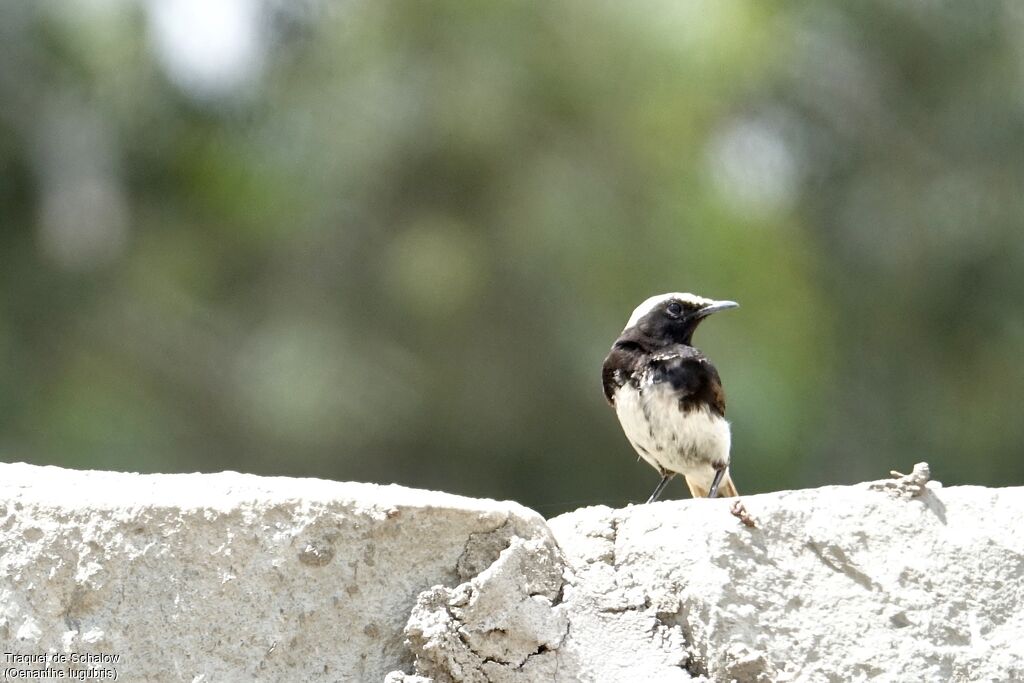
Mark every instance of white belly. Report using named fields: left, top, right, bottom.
left=614, top=381, right=731, bottom=483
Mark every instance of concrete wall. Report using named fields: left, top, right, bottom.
left=1, top=462, right=1021, bottom=681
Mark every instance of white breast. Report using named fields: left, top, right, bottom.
left=613, top=380, right=731, bottom=483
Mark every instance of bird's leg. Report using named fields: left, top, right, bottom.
left=707, top=464, right=727, bottom=499
left=646, top=471, right=675, bottom=503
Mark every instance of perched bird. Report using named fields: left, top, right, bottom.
left=602, top=293, right=739, bottom=502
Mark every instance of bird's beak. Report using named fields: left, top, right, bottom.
left=689, top=300, right=739, bottom=321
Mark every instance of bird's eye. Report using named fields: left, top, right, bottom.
left=666, top=302, right=683, bottom=317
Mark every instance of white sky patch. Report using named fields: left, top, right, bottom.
left=707, top=117, right=800, bottom=217
left=146, top=0, right=265, bottom=98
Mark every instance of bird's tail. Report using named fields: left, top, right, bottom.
left=686, top=470, right=739, bottom=498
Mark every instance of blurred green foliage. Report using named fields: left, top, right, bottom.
left=1, top=1, right=1022, bottom=515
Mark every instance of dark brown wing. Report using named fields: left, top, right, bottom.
left=601, top=343, right=642, bottom=405
left=650, top=346, right=727, bottom=416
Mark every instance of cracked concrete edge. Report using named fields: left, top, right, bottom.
left=387, top=465, right=1024, bottom=682
left=384, top=488, right=694, bottom=683
left=389, top=536, right=569, bottom=683
left=5, top=462, right=1023, bottom=682
left=0, top=462, right=554, bottom=682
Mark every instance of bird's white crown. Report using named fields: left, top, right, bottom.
left=624, top=292, right=715, bottom=330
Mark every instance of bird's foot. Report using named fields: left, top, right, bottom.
left=646, top=472, right=675, bottom=503
left=707, top=465, right=727, bottom=499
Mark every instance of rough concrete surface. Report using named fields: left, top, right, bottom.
left=0, top=463, right=550, bottom=681
left=547, top=466, right=1024, bottom=682
left=2, top=462, right=1023, bottom=682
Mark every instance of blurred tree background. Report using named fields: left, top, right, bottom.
left=1, top=1, right=1022, bottom=515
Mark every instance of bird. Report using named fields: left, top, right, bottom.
left=602, top=292, right=739, bottom=502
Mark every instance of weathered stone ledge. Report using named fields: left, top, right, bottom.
left=1, top=462, right=1020, bottom=681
